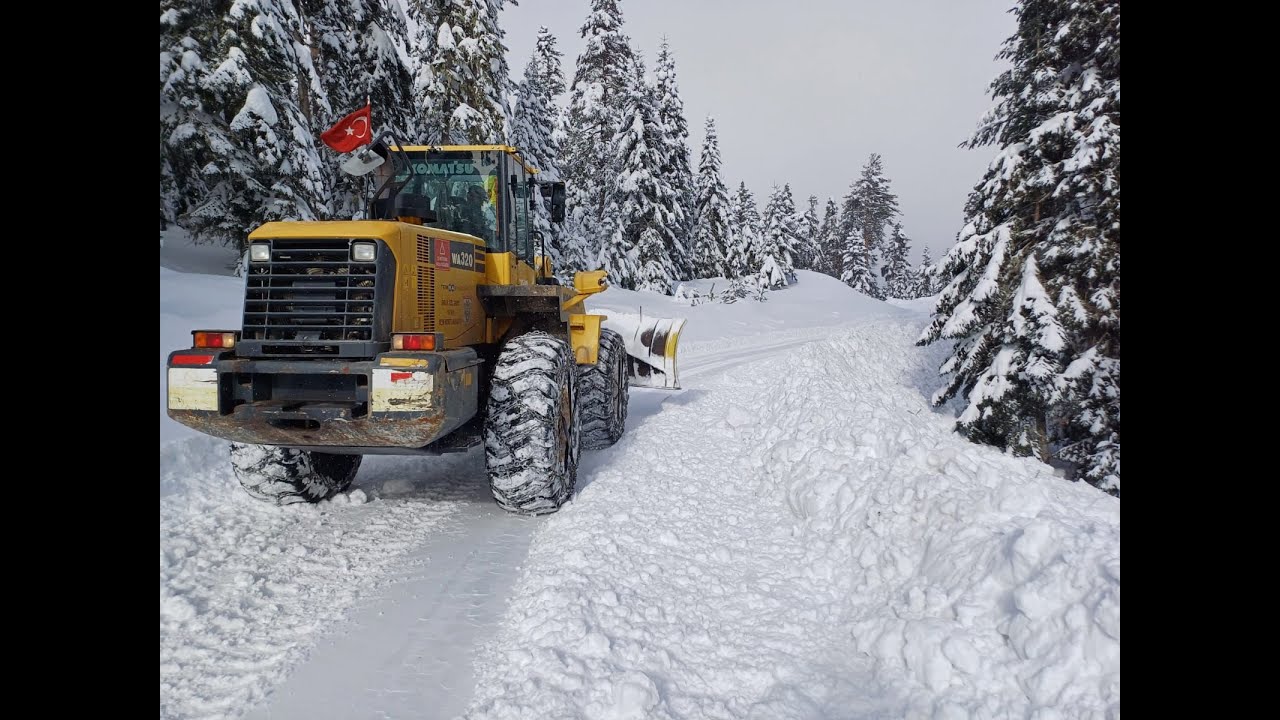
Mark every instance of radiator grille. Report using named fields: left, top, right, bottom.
left=417, top=237, right=436, bottom=331
left=242, top=239, right=377, bottom=344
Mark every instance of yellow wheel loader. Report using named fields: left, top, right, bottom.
left=166, top=140, right=684, bottom=514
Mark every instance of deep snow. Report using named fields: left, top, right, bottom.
left=160, top=247, right=1118, bottom=720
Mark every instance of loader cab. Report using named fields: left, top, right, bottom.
left=386, top=146, right=549, bottom=268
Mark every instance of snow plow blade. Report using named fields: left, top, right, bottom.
left=604, top=312, right=687, bottom=390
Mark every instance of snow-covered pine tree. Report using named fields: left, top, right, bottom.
left=164, top=0, right=332, bottom=249
left=882, top=222, right=915, bottom=298
left=793, top=195, right=821, bottom=271
left=815, top=197, right=841, bottom=277
left=692, top=115, right=732, bottom=278
left=511, top=27, right=567, bottom=267
left=599, top=55, right=679, bottom=293
left=512, top=28, right=565, bottom=177
left=563, top=0, right=635, bottom=274
left=161, top=0, right=223, bottom=233
left=305, top=0, right=417, bottom=217
left=851, top=153, right=900, bottom=266
left=418, top=0, right=512, bottom=144
left=759, top=184, right=800, bottom=288
left=653, top=38, right=695, bottom=280
left=915, top=245, right=936, bottom=297
left=919, top=0, right=1120, bottom=495
left=837, top=180, right=880, bottom=297
left=839, top=229, right=877, bottom=296
left=727, top=182, right=762, bottom=279
left=530, top=26, right=566, bottom=101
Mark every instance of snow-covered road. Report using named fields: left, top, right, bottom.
left=160, top=270, right=1119, bottom=720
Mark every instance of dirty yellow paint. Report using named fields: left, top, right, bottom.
left=569, top=313, right=603, bottom=365
left=371, top=369, right=435, bottom=412
left=379, top=357, right=430, bottom=368
left=168, top=368, right=219, bottom=411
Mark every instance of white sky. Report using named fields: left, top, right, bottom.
left=502, top=0, right=1015, bottom=259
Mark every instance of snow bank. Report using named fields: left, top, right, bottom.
left=465, top=314, right=1119, bottom=719
left=589, top=270, right=910, bottom=348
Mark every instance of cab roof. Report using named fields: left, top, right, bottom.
left=389, top=144, right=539, bottom=175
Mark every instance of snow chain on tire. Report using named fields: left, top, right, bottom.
left=483, top=332, right=582, bottom=515
left=230, top=443, right=362, bottom=505
left=578, top=328, right=629, bottom=450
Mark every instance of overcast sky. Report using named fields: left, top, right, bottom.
left=502, top=0, right=1015, bottom=259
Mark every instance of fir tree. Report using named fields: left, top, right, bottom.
left=163, top=0, right=332, bottom=249
left=418, top=0, right=512, bottom=144
left=653, top=37, right=695, bottom=279
left=916, top=245, right=936, bottom=297
left=919, top=0, right=1120, bottom=494
left=759, top=184, right=800, bottom=287
left=511, top=27, right=567, bottom=267
left=882, top=222, right=914, bottom=298
left=727, top=182, right=762, bottom=279
left=815, top=197, right=841, bottom=277
left=563, top=0, right=635, bottom=269
left=599, top=56, right=679, bottom=293
left=160, top=0, right=224, bottom=232
left=305, top=0, right=416, bottom=217
left=794, top=195, right=821, bottom=271
left=850, top=153, right=900, bottom=258
left=837, top=180, right=882, bottom=298
left=692, top=115, right=732, bottom=278
left=839, top=227, right=877, bottom=296
left=530, top=26, right=565, bottom=100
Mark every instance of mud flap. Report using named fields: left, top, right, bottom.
left=604, top=312, right=686, bottom=390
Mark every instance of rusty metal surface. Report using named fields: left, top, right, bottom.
left=476, top=284, right=573, bottom=299
left=169, top=404, right=448, bottom=448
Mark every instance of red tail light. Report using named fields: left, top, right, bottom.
left=392, top=333, right=442, bottom=351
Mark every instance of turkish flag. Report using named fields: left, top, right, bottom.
left=320, top=103, right=373, bottom=153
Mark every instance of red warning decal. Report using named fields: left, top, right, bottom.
left=390, top=372, right=414, bottom=383
left=435, top=238, right=450, bottom=270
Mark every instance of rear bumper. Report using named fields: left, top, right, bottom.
left=166, top=349, right=481, bottom=450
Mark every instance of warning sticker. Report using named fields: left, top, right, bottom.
left=434, top=237, right=450, bottom=270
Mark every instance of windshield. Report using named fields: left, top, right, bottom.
left=392, top=150, right=501, bottom=245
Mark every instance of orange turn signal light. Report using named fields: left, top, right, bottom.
left=193, top=331, right=237, bottom=349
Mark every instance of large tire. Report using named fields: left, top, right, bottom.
left=483, top=332, right=581, bottom=515
left=578, top=328, right=629, bottom=450
left=230, top=443, right=362, bottom=505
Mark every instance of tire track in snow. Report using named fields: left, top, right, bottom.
left=160, top=439, right=483, bottom=720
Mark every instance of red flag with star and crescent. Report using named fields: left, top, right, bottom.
left=320, top=103, right=373, bottom=153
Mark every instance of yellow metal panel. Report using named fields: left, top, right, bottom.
left=486, top=251, right=513, bottom=285
left=573, top=270, right=608, bottom=293
left=535, top=256, right=554, bottom=281
left=483, top=252, right=537, bottom=286
left=486, top=316, right=514, bottom=344
left=568, top=313, right=603, bottom=365
left=395, top=227, right=486, bottom=348
left=249, top=220, right=402, bottom=242
left=378, top=357, right=430, bottom=368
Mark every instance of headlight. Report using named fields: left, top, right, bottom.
left=352, top=242, right=377, bottom=262
left=249, top=243, right=270, bottom=262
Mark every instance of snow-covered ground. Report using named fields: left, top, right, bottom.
left=160, top=247, right=1119, bottom=720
